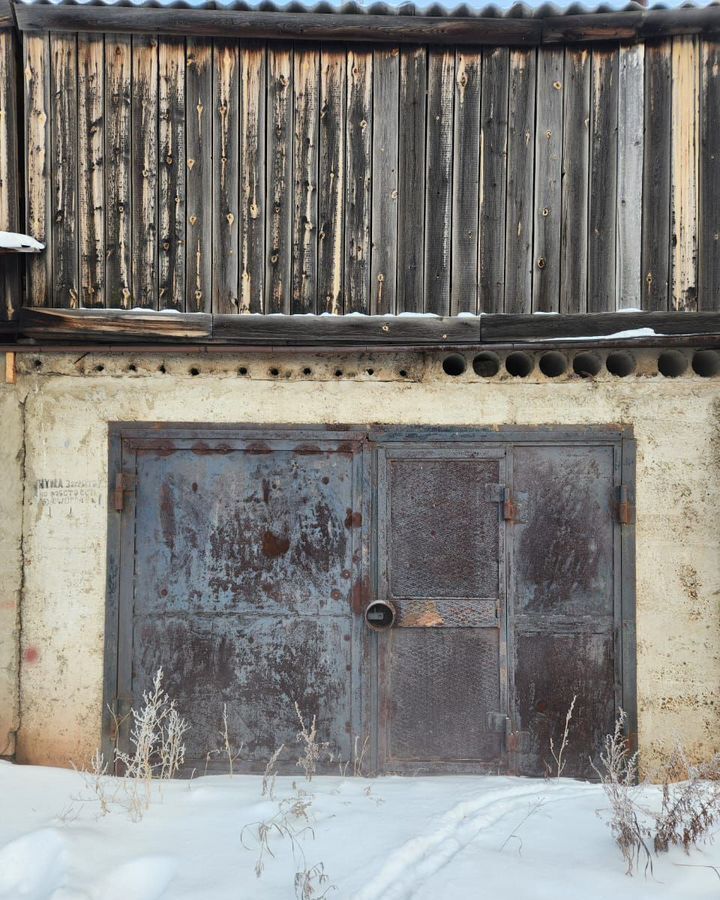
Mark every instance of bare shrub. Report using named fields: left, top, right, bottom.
left=592, top=709, right=652, bottom=876
left=218, top=703, right=243, bottom=776
left=294, top=862, right=335, bottom=899
left=262, top=745, right=285, bottom=800
left=295, top=702, right=331, bottom=782
left=241, top=784, right=316, bottom=878
left=549, top=694, right=577, bottom=779
left=70, top=749, right=123, bottom=819
left=653, top=746, right=720, bottom=855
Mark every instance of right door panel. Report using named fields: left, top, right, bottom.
left=509, top=443, right=620, bottom=778
left=376, top=447, right=507, bottom=774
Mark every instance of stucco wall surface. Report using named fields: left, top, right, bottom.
left=3, top=351, right=720, bottom=776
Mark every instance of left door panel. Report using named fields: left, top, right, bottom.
left=110, top=431, right=368, bottom=773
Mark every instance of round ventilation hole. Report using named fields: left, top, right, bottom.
left=692, top=350, right=720, bottom=378
left=539, top=352, right=567, bottom=378
left=605, top=351, right=635, bottom=378
left=472, top=352, right=500, bottom=378
left=238, top=366, right=248, bottom=376
left=572, top=352, right=602, bottom=378
left=442, top=354, right=467, bottom=377
left=657, top=350, right=688, bottom=378
left=505, top=352, right=534, bottom=378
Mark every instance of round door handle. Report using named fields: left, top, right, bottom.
left=364, top=599, right=396, bottom=631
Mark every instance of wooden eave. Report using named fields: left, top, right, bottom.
left=2, top=307, right=720, bottom=351
left=12, top=3, right=720, bottom=44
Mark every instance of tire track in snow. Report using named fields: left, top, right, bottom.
left=352, top=783, right=589, bottom=900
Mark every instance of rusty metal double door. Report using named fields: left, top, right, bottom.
left=106, top=426, right=633, bottom=777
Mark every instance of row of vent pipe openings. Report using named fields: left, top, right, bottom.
left=442, top=349, right=720, bottom=379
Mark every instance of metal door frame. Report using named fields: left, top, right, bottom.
left=104, top=423, right=636, bottom=772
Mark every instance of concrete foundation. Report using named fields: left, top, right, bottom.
left=1, top=348, right=719, bottom=776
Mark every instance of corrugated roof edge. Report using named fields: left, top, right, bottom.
left=11, top=0, right=720, bottom=17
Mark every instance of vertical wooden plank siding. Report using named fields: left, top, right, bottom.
left=0, top=29, right=20, bottom=320
left=14, top=34, right=715, bottom=317
left=560, top=47, right=590, bottom=314
left=451, top=49, right=482, bottom=314
left=158, top=38, right=185, bottom=310
left=532, top=47, right=563, bottom=312
left=504, top=49, right=535, bottom=316
left=292, top=47, right=319, bottom=314
left=370, top=46, right=399, bottom=315
left=185, top=39, right=212, bottom=312
left=318, top=48, right=345, bottom=314
left=265, top=45, right=292, bottom=313
left=104, top=34, right=131, bottom=308
left=239, top=42, right=265, bottom=313
left=671, top=36, right=699, bottom=311
left=78, top=34, right=104, bottom=308
left=616, top=44, right=644, bottom=310
left=424, top=48, right=454, bottom=315
left=212, top=39, right=240, bottom=313
left=345, top=48, right=372, bottom=313
left=641, top=41, right=671, bottom=311
left=50, top=33, right=79, bottom=307
left=132, top=35, right=158, bottom=308
left=478, top=47, right=509, bottom=313
left=699, top=40, right=720, bottom=310
left=587, top=47, right=619, bottom=313
left=396, top=46, right=426, bottom=313
left=25, top=38, right=52, bottom=311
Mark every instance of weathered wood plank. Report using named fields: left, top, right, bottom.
left=292, top=46, right=319, bottom=314
left=78, top=34, right=104, bottom=308
left=18, top=306, right=212, bottom=341
left=478, top=46, right=509, bottom=313
left=559, top=47, right=590, bottom=314
left=699, top=39, right=720, bottom=310
left=588, top=46, right=619, bottom=313
left=132, top=35, right=159, bottom=308
left=396, top=46, right=426, bottom=313
left=212, top=39, right=240, bottom=313
left=481, top=309, right=720, bottom=341
left=265, top=44, right=293, bottom=313
left=504, top=49, right=535, bottom=316
left=105, top=34, right=132, bottom=308
left=345, top=48, right=372, bottom=313
left=424, top=48, right=454, bottom=315
left=671, top=35, right=699, bottom=310
left=370, top=46, right=399, bottom=315
left=17, top=4, right=720, bottom=47
left=318, top=48, right=346, bottom=314
left=532, top=46, right=563, bottom=312
left=0, top=29, right=20, bottom=320
left=214, top=311, right=480, bottom=344
left=451, top=49, right=482, bottom=314
left=641, top=40, right=672, bottom=311
left=616, top=43, right=644, bottom=310
left=50, top=32, right=78, bottom=307
left=158, top=37, right=185, bottom=311
left=185, top=38, right=212, bottom=312
left=240, top=42, right=266, bottom=313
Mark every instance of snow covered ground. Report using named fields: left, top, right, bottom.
left=1, top=761, right=719, bottom=900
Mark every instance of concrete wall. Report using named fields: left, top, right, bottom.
left=2, top=349, right=719, bottom=775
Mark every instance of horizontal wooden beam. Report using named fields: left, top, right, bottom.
left=17, top=307, right=212, bottom=342
left=13, top=3, right=720, bottom=45
left=0, top=0, right=15, bottom=29
left=13, top=307, right=720, bottom=348
left=480, top=310, right=720, bottom=341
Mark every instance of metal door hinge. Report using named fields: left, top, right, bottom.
left=486, top=484, right=521, bottom=522
left=617, top=485, right=634, bottom=525
left=113, top=472, right=137, bottom=512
